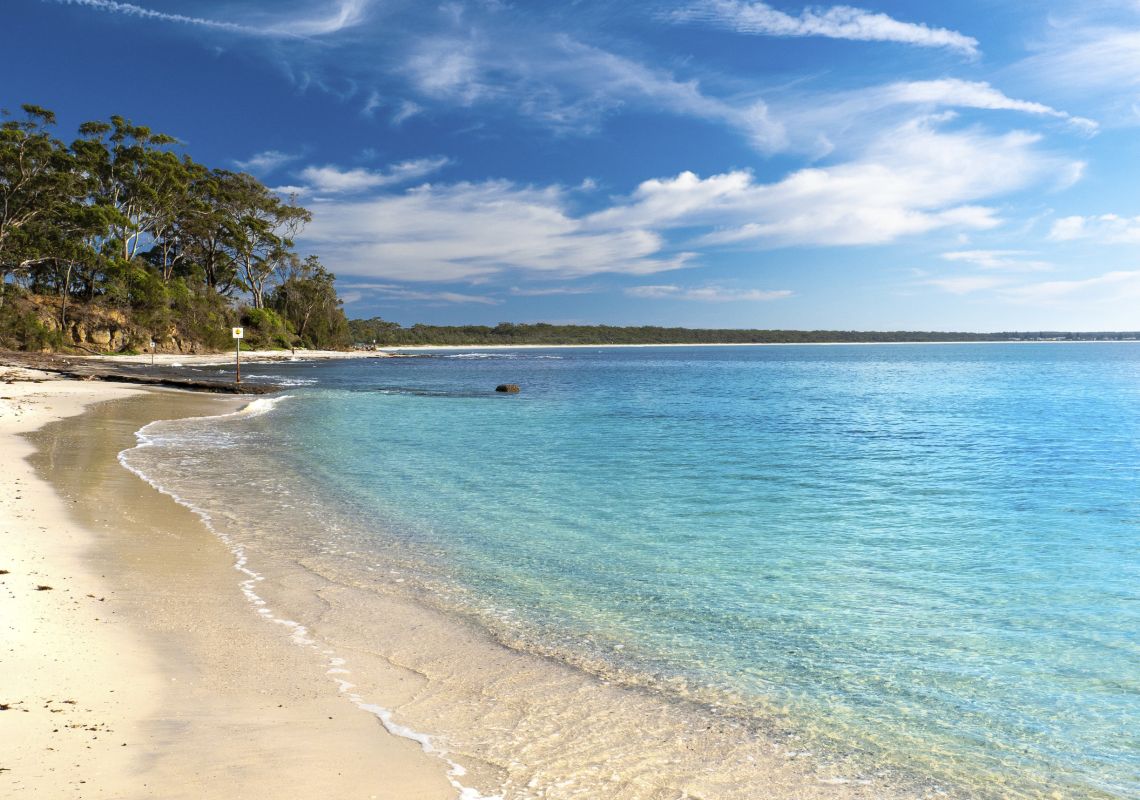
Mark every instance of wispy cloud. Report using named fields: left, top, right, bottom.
left=1003, top=270, right=1140, bottom=303
left=922, top=275, right=1011, bottom=294
left=1049, top=214, right=1140, bottom=243
left=234, top=149, right=300, bottom=175
left=941, top=250, right=1053, bottom=271
left=296, top=157, right=451, bottom=194
left=49, top=0, right=372, bottom=38
left=401, top=33, right=783, bottom=150
left=392, top=100, right=424, bottom=126
left=337, top=282, right=501, bottom=304
left=50, top=0, right=257, bottom=33
left=625, top=284, right=792, bottom=301
left=669, top=0, right=979, bottom=57
left=510, top=285, right=600, bottom=296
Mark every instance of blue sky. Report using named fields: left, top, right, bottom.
left=6, top=0, right=1140, bottom=329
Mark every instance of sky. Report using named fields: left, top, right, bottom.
left=5, top=1, right=1140, bottom=330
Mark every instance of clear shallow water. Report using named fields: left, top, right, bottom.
left=123, top=345, right=1140, bottom=798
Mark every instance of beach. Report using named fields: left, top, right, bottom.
left=0, top=369, right=454, bottom=799
left=3, top=345, right=1134, bottom=799
left=1, top=359, right=910, bottom=800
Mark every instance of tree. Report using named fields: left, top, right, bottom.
left=269, top=254, right=349, bottom=348
left=0, top=105, right=70, bottom=290
left=223, top=173, right=310, bottom=309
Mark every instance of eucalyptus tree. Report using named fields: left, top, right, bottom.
left=224, top=172, right=310, bottom=309
left=71, top=114, right=179, bottom=263
left=269, top=254, right=347, bottom=346
left=0, top=105, right=70, bottom=290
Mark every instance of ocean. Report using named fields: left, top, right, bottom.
left=119, top=344, right=1139, bottom=799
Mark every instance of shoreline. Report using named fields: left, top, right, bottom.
left=109, top=391, right=950, bottom=798
left=1, top=374, right=457, bottom=799
left=382, top=339, right=1140, bottom=351
left=2, top=370, right=929, bottom=799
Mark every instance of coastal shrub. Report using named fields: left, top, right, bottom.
left=242, top=306, right=293, bottom=349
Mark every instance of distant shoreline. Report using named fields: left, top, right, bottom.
left=382, top=338, right=1140, bottom=351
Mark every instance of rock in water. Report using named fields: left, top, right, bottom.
left=495, top=384, right=520, bottom=393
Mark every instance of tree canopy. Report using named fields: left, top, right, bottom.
left=0, top=104, right=349, bottom=352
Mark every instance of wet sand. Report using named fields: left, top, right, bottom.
left=1, top=376, right=454, bottom=799
left=4, top=373, right=946, bottom=800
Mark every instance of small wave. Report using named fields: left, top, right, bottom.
left=443, top=353, right=516, bottom=360
left=115, top=399, right=499, bottom=800
left=242, top=374, right=318, bottom=386
left=237, top=395, right=293, bottom=417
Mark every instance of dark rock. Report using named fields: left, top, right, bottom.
left=495, top=383, right=520, bottom=393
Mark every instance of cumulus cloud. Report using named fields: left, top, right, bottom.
left=669, top=0, right=979, bottom=57
left=299, top=118, right=1081, bottom=283
left=626, top=285, right=792, bottom=301
left=592, top=119, right=1078, bottom=248
left=301, top=181, right=697, bottom=282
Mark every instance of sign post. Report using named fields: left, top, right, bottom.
left=150, top=340, right=156, bottom=368
left=232, top=327, right=244, bottom=384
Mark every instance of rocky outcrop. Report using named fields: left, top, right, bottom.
left=495, top=383, right=520, bottom=393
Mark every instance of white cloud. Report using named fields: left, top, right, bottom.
left=405, top=40, right=487, bottom=105
left=51, top=0, right=258, bottom=33
left=296, top=157, right=451, bottom=194
left=626, top=285, right=792, bottom=301
left=1003, top=270, right=1140, bottom=304
left=272, top=0, right=371, bottom=37
left=50, top=0, right=372, bottom=38
left=301, top=118, right=1081, bottom=283
left=337, top=283, right=501, bottom=304
left=301, top=180, right=697, bottom=282
left=510, top=286, right=599, bottom=296
left=401, top=33, right=784, bottom=150
left=941, top=250, right=1053, bottom=271
left=1020, top=27, right=1140, bottom=94
left=362, top=91, right=383, bottom=118
left=836, top=80, right=1096, bottom=133
left=1049, top=214, right=1140, bottom=243
left=392, top=100, right=424, bottom=126
left=591, top=119, right=1078, bottom=248
left=670, top=0, right=979, bottom=57
left=234, top=149, right=300, bottom=175
left=922, top=275, right=1011, bottom=294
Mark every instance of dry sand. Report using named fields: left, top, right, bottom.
left=0, top=370, right=456, bottom=799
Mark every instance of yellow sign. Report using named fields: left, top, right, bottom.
left=232, top=327, right=244, bottom=339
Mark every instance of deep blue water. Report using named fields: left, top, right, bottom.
left=134, top=345, right=1140, bottom=797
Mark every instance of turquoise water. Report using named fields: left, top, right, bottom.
left=130, top=345, right=1140, bottom=797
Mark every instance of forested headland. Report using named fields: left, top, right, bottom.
left=0, top=104, right=349, bottom=353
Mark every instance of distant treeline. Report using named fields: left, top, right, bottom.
left=0, top=104, right=349, bottom=352
left=348, top=319, right=1140, bottom=346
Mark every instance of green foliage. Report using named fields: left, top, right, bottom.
left=241, top=307, right=292, bottom=349
left=347, top=319, right=1140, bottom=346
left=0, top=286, right=59, bottom=350
left=0, top=103, right=344, bottom=353
left=268, top=255, right=350, bottom=349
